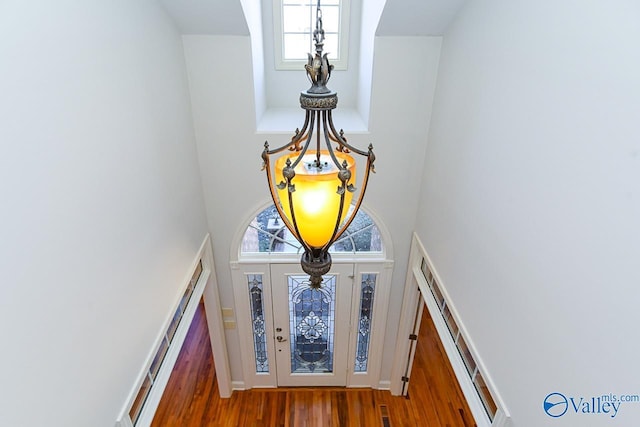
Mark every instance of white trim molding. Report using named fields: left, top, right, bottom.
left=231, top=380, right=247, bottom=391
left=115, top=234, right=231, bottom=426
left=377, top=380, right=391, bottom=390
left=201, top=234, right=233, bottom=398
left=390, top=233, right=511, bottom=427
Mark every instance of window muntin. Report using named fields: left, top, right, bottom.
left=241, top=204, right=382, bottom=255
left=274, top=0, right=349, bottom=70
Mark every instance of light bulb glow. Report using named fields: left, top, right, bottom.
left=275, top=150, right=355, bottom=248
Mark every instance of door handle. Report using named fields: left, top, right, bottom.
left=276, top=335, right=287, bottom=342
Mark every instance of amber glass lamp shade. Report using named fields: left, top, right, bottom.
left=261, top=0, right=375, bottom=286
left=275, top=150, right=355, bottom=249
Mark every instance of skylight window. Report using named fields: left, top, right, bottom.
left=273, top=0, right=350, bottom=70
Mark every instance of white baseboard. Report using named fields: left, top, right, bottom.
left=231, top=380, right=246, bottom=391
left=377, top=380, right=391, bottom=390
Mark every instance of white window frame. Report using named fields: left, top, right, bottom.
left=273, top=0, right=350, bottom=71
left=390, top=233, right=512, bottom=427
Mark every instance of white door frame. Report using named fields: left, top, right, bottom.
left=232, top=259, right=393, bottom=389
left=390, top=233, right=511, bottom=426
left=271, top=263, right=354, bottom=386
left=230, top=201, right=394, bottom=390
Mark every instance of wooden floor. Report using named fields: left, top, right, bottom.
left=152, top=300, right=476, bottom=426
left=408, top=303, right=476, bottom=426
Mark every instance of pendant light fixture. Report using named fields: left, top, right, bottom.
left=262, top=0, right=375, bottom=288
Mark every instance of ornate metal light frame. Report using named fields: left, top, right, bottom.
left=262, top=0, right=375, bottom=287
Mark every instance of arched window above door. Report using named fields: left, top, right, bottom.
left=233, top=203, right=393, bottom=389
left=241, top=204, right=383, bottom=255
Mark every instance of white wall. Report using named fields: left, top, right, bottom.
left=240, top=0, right=267, bottom=124
left=367, top=36, right=442, bottom=376
left=183, top=35, right=258, bottom=381
left=0, top=1, right=208, bottom=425
left=183, top=33, right=442, bottom=384
left=357, top=0, right=386, bottom=124
left=416, top=1, right=640, bottom=425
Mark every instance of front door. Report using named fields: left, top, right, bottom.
left=270, top=263, right=354, bottom=386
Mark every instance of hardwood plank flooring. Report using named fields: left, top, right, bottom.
left=408, top=302, right=477, bottom=427
left=152, top=300, right=476, bottom=426
left=151, top=299, right=217, bottom=426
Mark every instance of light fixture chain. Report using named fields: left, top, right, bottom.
left=314, top=0, right=324, bottom=48
left=261, top=0, right=375, bottom=286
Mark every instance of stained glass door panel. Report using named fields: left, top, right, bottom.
left=270, top=263, right=353, bottom=386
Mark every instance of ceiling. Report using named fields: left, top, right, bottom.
left=160, top=0, right=467, bottom=36
left=160, top=0, right=249, bottom=35
left=377, top=0, right=467, bottom=36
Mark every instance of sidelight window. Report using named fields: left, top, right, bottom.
left=247, top=274, right=270, bottom=373
left=354, top=273, right=377, bottom=372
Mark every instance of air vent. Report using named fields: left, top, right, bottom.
left=379, top=404, right=391, bottom=427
